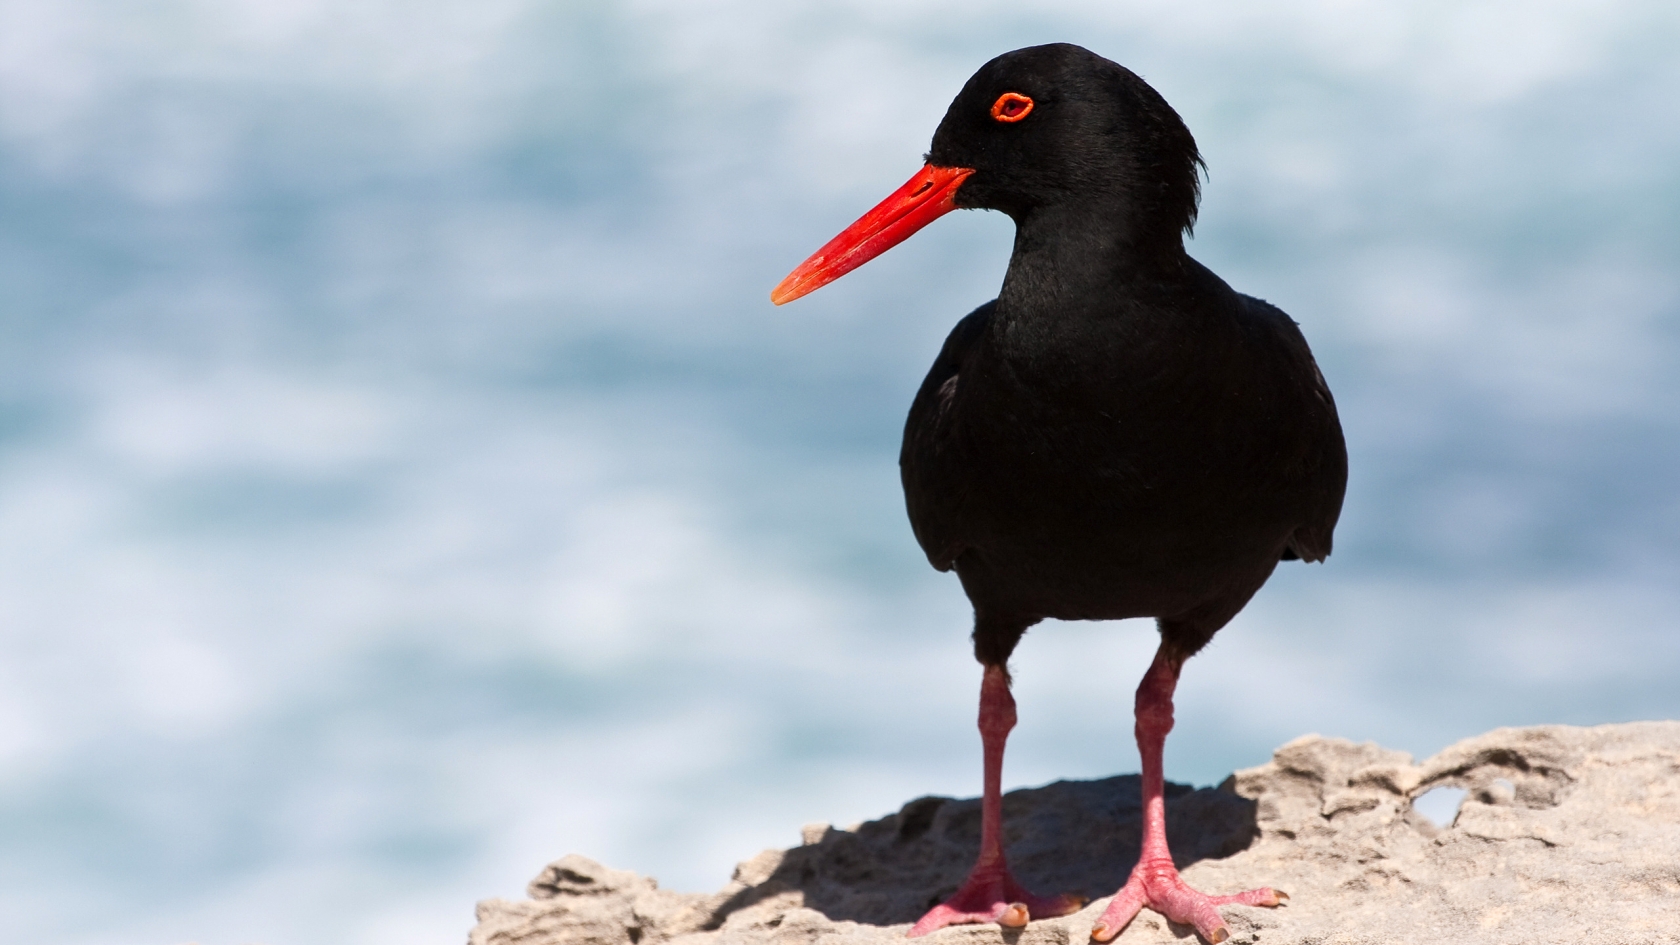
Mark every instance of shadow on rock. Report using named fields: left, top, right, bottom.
left=704, top=774, right=1260, bottom=928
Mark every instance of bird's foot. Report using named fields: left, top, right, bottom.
left=1089, top=857, right=1285, bottom=944
left=908, top=862, right=1085, bottom=937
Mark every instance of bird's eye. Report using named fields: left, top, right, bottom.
left=990, top=92, right=1034, bottom=123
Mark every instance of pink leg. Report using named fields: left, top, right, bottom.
left=908, top=665, right=1084, bottom=937
left=1089, top=645, right=1287, bottom=944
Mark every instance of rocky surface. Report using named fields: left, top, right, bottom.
left=470, top=722, right=1680, bottom=945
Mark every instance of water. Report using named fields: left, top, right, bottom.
left=1, top=2, right=1676, bottom=943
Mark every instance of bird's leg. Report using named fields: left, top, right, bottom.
left=1089, top=645, right=1287, bottom=944
left=908, top=664, right=1084, bottom=937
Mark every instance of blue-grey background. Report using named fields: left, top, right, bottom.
left=1, top=1, right=1676, bottom=942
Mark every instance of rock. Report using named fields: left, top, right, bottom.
left=470, top=722, right=1680, bottom=945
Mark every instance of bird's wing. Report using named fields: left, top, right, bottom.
left=1282, top=350, right=1345, bottom=562
left=899, top=301, right=993, bottom=572
left=1239, top=294, right=1348, bottom=565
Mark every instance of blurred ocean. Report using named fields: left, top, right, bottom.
left=0, top=2, right=1676, bottom=943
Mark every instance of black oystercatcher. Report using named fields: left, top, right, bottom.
left=771, top=44, right=1346, bottom=944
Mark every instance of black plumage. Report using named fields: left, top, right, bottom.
left=900, top=45, right=1344, bottom=669
left=774, top=42, right=1346, bottom=942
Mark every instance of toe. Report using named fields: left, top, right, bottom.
left=1212, top=886, right=1288, bottom=908
left=1189, top=908, right=1230, bottom=945
left=908, top=904, right=982, bottom=937
left=1091, top=882, right=1147, bottom=943
left=999, top=902, right=1030, bottom=928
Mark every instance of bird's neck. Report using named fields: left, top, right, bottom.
left=995, top=201, right=1191, bottom=332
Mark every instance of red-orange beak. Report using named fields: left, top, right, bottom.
left=771, top=164, right=975, bottom=305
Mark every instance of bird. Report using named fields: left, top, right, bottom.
left=771, top=43, right=1346, bottom=944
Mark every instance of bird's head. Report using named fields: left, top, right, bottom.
left=929, top=44, right=1202, bottom=231
left=772, top=44, right=1203, bottom=305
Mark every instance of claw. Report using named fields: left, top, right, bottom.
left=1089, top=922, right=1115, bottom=943
left=999, top=902, right=1030, bottom=928
left=1208, top=926, right=1229, bottom=944
left=1247, top=888, right=1287, bottom=908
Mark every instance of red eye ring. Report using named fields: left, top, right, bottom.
left=990, top=92, right=1034, bottom=123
